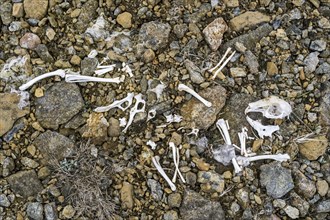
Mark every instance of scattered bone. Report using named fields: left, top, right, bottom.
left=236, top=154, right=290, bottom=168
left=19, top=69, right=66, bottom=90
left=121, top=62, right=133, bottom=77
left=119, top=117, right=127, bottom=127
left=178, top=83, right=212, bottom=107
left=88, top=50, right=98, bottom=58
left=94, top=64, right=116, bottom=76
left=208, top=48, right=236, bottom=79
left=65, top=74, right=123, bottom=84
left=187, top=128, right=199, bottom=137
left=149, top=83, right=166, bottom=100
left=10, top=88, right=30, bottom=109
left=147, top=140, right=157, bottom=150
left=94, top=93, right=134, bottom=112
left=152, top=156, right=176, bottom=191
left=246, top=116, right=280, bottom=138
left=123, top=94, right=146, bottom=133
left=165, top=114, right=182, bottom=123
left=169, top=142, right=185, bottom=183
left=216, top=119, right=232, bottom=145
left=147, top=109, right=157, bottom=121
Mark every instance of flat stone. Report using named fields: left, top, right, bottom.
left=0, top=2, right=13, bottom=25
left=229, top=11, right=270, bottom=31
left=267, top=62, right=279, bottom=76
left=12, top=3, right=24, bottom=18
left=20, top=33, right=41, bottom=50
left=315, top=62, right=330, bottom=75
left=168, top=193, right=182, bottom=208
left=6, top=170, right=43, bottom=198
left=23, top=0, right=48, bottom=20
left=85, top=16, right=110, bottom=41
left=147, top=179, right=163, bottom=201
left=244, top=50, right=259, bottom=74
left=290, top=192, right=310, bottom=217
left=202, top=17, right=228, bottom=51
left=294, top=170, right=316, bottom=198
left=316, top=180, right=329, bottom=197
left=117, top=12, right=132, bottom=28
left=138, top=21, right=171, bottom=51
left=27, top=202, right=44, bottom=220
left=44, top=203, right=58, bottom=220
left=184, top=59, right=205, bottom=84
left=120, top=182, right=134, bottom=209
left=2, top=157, right=15, bottom=177
left=33, top=130, right=74, bottom=164
left=163, top=210, right=178, bottom=220
left=260, top=162, right=294, bottom=198
left=75, top=0, right=98, bottom=32
left=197, top=170, right=225, bottom=193
left=310, top=39, right=327, bottom=51
left=82, top=112, right=109, bottom=141
left=0, top=93, right=29, bottom=137
left=304, top=52, right=319, bottom=75
left=320, top=82, right=330, bottom=126
left=316, top=200, right=330, bottom=213
left=35, top=82, right=84, bottom=129
left=0, top=194, right=10, bottom=207
left=230, top=67, right=247, bottom=77
left=180, top=85, right=227, bottom=130
left=62, top=205, right=75, bottom=219
left=284, top=206, right=299, bottom=219
left=223, top=0, right=239, bottom=7
left=81, top=57, right=98, bottom=76
left=35, top=44, right=54, bottom=63
left=180, top=189, right=225, bottom=220
left=298, top=136, right=328, bottom=160
left=108, top=117, right=120, bottom=137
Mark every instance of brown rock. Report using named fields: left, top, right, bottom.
left=20, top=33, right=41, bottom=50
left=82, top=113, right=109, bottom=140
left=143, top=49, right=155, bottom=63
left=298, top=136, right=328, bottom=160
left=317, top=180, right=329, bottom=197
left=229, top=11, right=271, bottom=31
left=202, top=17, right=228, bottom=51
left=120, top=182, right=134, bottom=209
left=23, top=0, right=48, bottom=20
left=223, top=0, right=239, bottom=7
left=267, top=62, right=279, bottom=76
left=116, top=12, right=132, bottom=28
left=0, top=93, right=29, bottom=136
left=108, top=117, right=120, bottom=137
left=180, top=85, right=227, bottom=130
left=12, top=3, right=24, bottom=18
left=294, top=170, right=316, bottom=198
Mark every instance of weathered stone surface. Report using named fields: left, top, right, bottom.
left=202, top=17, right=228, bottom=51
left=75, top=0, right=99, bottom=32
left=316, top=200, right=330, bottom=213
left=117, top=12, right=132, bottom=28
left=294, top=170, right=316, bottom=198
left=33, top=130, right=74, bottom=164
left=138, top=21, right=171, bottom=51
left=229, top=11, right=271, bottom=31
left=23, top=0, right=48, bottom=20
left=298, top=136, right=328, bottom=160
left=82, top=112, right=109, bottom=142
left=290, top=192, right=310, bottom=217
left=184, top=59, right=205, bottom=84
left=20, top=33, right=41, bottom=50
left=27, top=202, right=44, bottom=220
left=320, top=82, right=330, bottom=126
left=260, top=162, right=294, bottom=198
left=197, top=170, right=225, bottom=193
left=0, top=93, right=29, bottom=137
left=35, top=82, right=84, bottom=129
left=180, top=85, right=227, bottom=130
left=12, top=3, right=24, bottom=18
left=6, top=170, right=43, bottom=198
left=267, top=62, right=279, bottom=76
left=0, top=2, right=13, bottom=25
left=180, top=189, right=225, bottom=220
left=304, top=52, right=319, bottom=75
left=120, top=182, right=134, bottom=209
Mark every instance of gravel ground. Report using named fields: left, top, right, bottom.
left=0, top=0, right=330, bottom=219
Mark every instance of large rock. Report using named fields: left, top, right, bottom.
left=180, top=189, right=225, bottom=220
left=33, top=130, right=75, bottom=164
left=298, top=136, right=328, bottom=160
left=23, top=0, right=48, bottom=20
left=0, top=93, right=29, bottom=136
left=260, top=162, right=294, bottom=198
left=75, top=0, right=99, bottom=32
left=180, top=85, right=227, bottom=130
left=6, top=170, right=43, bottom=198
left=138, top=21, right=171, bottom=51
left=202, top=17, right=228, bottom=51
left=35, top=82, right=84, bottom=129
left=229, top=11, right=270, bottom=31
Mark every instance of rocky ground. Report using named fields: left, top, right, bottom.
left=0, top=0, right=330, bottom=219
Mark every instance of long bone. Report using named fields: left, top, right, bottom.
left=152, top=156, right=176, bottom=191
left=236, top=153, right=290, bottom=167
left=19, top=69, right=66, bottom=90
left=169, top=142, right=186, bottom=183
left=209, top=48, right=236, bottom=80
left=65, top=74, right=123, bottom=84
left=178, top=83, right=212, bottom=107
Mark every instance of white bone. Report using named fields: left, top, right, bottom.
left=119, top=117, right=127, bottom=127
left=65, top=74, right=123, bottom=84
left=10, top=88, right=30, bottom=109
left=212, top=51, right=236, bottom=79
left=236, top=153, right=290, bottom=168
left=187, top=128, right=199, bottom=137
left=246, top=116, right=279, bottom=138
left=238, top=127, right=249, bottom=156
left=94, top=64, right=116, bottom=76
left=152, top=156, right=176, bottom=191
left=146, top=140, right=157, bottom=150
left=94, top=93, right=134, bottom=112
left=88, top=50, right=98, bottom=58
left=245, top=96, right=292, bottom=119
left=19, top=69, right=66, bottom=90
left=121, top=62, right=133, bottom=77
left=178, top=83, right=212, bottom=107
left=216, top=119, right=232, bottom=145
left=232, top=158, right=242, bottom=173
left=149, top=83, right=166, bottom=100
left=165, top=114, right=182, bottom=123
left=122, top=94, right=146, bottom=133
left=147, top=109, right=156, bottom=121
left=169, top=142, right=185, bottom=183
left=209, top=48, right=232, bottom=72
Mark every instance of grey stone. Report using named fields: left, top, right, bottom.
left=197, top=171, right=225, bottom=193
left=81, top=57, right=98, bottom=76
left=6, top=170, right=43, bottom=198
left=163, top=210, right=178, bottom=220
left=229, top=11, right=270, bottom=31
left=0, top=194, right=10, bottom=207
left=212, top=144, right=236, bottom=166
left=147, top=179, right=163, bottom=201
left=304, top=52, right=319, bottom=75
left=260, top=162, right=294, bottom=198
left=0, top=2, right=13, bottom=25
left=316, top=200, right=330, bottom=213
left=44, top=203, right=58, bottom=220
left=35, top=82, right=84, bottom=129
left=33, top=130, right=74, bottom=164
left=180, top=189, right=225, bottom=220
left=184, top=3, right=212, bottom=24
left=184, top=59, right=205, bottom=84
left=320, top=82, right=330, bottom=126
left=244, top=50, right=259, bottom=74
left=85, top=16, right=110, bottom=41
left=315, top=62, right=330, bottom=75
left=235, top=188, right=250, bottom=208
left=202, top=17, right=228, bottom=51
left=2, top=157, right=15, bottom=177
left=108, top=117, right=120, bottom=137
left=173, top=24, right=188, bottom=39
left=290, top=192, right=309, bottom=217
left=138, top=21, right=171, bottom=51
left=75, top=0, right=99, bottom=32
left=180, top=85, right=227, bottom=130
left=35, top=44, right=54, bottom=63
left=288, top=8, right=302, bottom=20
left=27, top=202, right=43, bottom=220
left=168, top=193, right=182, bottom=208
left=294, top=170, right=316, bottom=198
left=284, top=205, right=299, bottom=219
left=310, top=39, right=327, bottom=51
left=221, top=24, right=273, bottom=52
left=3, top=120, right=25, bottom=143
